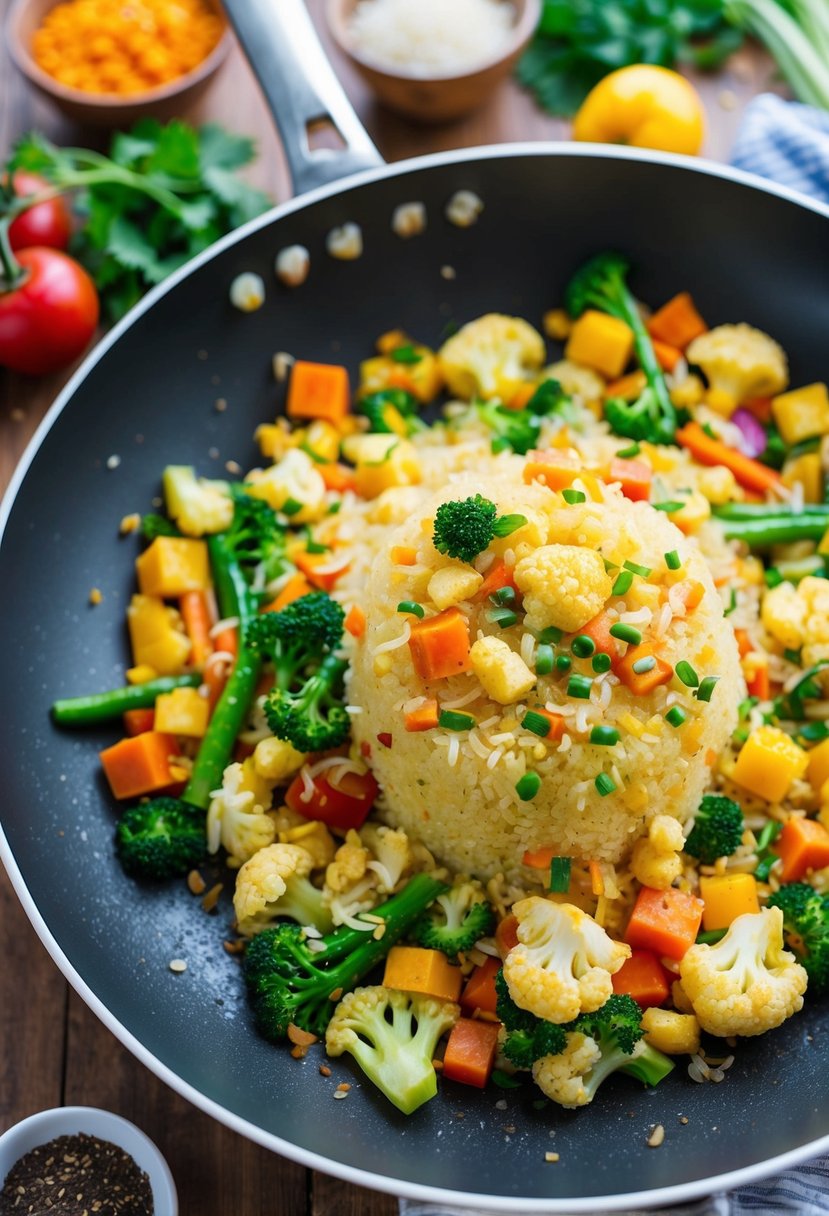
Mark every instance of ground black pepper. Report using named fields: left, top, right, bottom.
left=0, top=1131, right=153, bottom=1215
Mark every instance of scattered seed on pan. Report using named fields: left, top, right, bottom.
left=326, top=222, right=363, bottom=260
left=88, top=588, right=102, bottom=605
left=225, top=460, right=242, bottom=476
left=391, top=201, right=426, bottom=238
left=440, top=265, right=457, bottom=280
left=320, top=1064, right=332, bottom=1077
left=275, top=244, right=310, bottom=287
left=333, top=1089, right=349, bottom=1099
left=169, top=958, right=187, bottom=973
left=229, top=271, right=266, bottom=311
left=106, top=454, right=121, bottom=470
left=544, top=1151, right=560, bottom=1163
left=119, top=513, right=141, bottom=535
left=201, top=882, right=223, bottom=912
left=494, top=1099, right=508, bottom=1110
left=647, top=1124, right=665, bottom=1148
left=187, top=869, right=206, bottom=895
left=446, top=190, right=483, bottom=227
left=223, top=939, right=244, bottom=954
left=10, top=406, right=24, bottom=421
left=215, top=397, right=227, bottom=412
left=679, top=1115, right=689, bottom=1125
left=273, top=351, right=295, bottom=381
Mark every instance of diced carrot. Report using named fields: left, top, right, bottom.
left=404, top=699, right=439, bottom=732
left=318, top=462, right=357, bottom=493
left=651, top=339, right=683, bottom=373
left=495, top=915, right=519, bottom=958
left=99, top=731, right=181, bottom=800
left=746, top=661, right=770, bottom=700
left=578, top=611, right=620, bottom=662
left=383, top=945, right=463, bottom=1002
left=608, top=456, right=652, bottom=502
left=179, top=589, right=215, bottom=668
left=646, top=292, right=707, bottom=350
left=775, top=816, right=829, bottom=883
left=672, top=579, right=705, bottom=612
left=459, top=956, right=501, bottom=1017
left=506, top=382, right=537, bottom=411
left=588, top=859, right=604, bottom=897
left=286, top=360, right=350, bottom=425
left=390, top=545, right=418, bottom=566
left=442, top=1017, right=500, bottom=1089
left=211, top=625, right=238, bottom=659
left=616, top=644, right=673, bottom=696
left=522, top=845, right=556, bottom=869
left=625, top=886, right=703, bottom=960
left=408, top=608, right=471, bottom=681
left=742, top=397, right=774, bottom=424
left=522, top=448, right=581, bottom=490
left=532, top=708, right=566, bottom=741
left=123, top=707, right=155, bottom=736
left=611, top=948, right=671, bottom=1008
left=474, top=558, right=519, bottom=603
left=603, top=370, right=647, bottom=401
left=344, top=605, right=366, bottom=638
left=676, top=422, right=782, bottom=495
left=734, top=628, right=753, bottom=658
left=202, top=653, right=232, bottom=715
left=294, top=551, right=350, bottom=591
left=263, top=573, right=313, bottom=613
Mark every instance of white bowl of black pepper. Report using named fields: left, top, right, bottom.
left=0, top=1106, right=177, bottom=1215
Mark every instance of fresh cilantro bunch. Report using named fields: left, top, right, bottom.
left=10, top=121, right=270, bottom=321
left=517, top=0, right=742, bottom=116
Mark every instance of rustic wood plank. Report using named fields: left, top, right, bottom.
left=312, top=1169, right=399, bottom=1216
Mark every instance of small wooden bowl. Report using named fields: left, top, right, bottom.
left=326, top=0, right=541, bottom=124
left=5, top=0, right=231, bottom=128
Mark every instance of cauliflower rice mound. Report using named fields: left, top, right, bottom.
left=345, top=463, right=742, bottom=880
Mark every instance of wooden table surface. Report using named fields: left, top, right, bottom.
left=0, top=6, right=778, bottom=1212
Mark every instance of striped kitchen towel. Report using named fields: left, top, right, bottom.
left=731, top=92, right=829, bottom=203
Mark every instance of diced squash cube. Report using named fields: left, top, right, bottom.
left=154, top=686, right=210, bottom=737
left=408, top=608, right=471, bottom=681
left=136, top=536, right=211, bottom=597
left=699, top=874, right=760, bottom=932
left=383, top=945, right=463, bottom=1002
left=127, top=594, right=191, bottom=675
left=732, top=726, right=808, bottom=803
left=286, top=360, right=350, bottom=425
left=641, top=1008, right=701, bottom=1056
left=342, top=434, right=422, bottom=499
left=99, top=731, right=181, bottom=800
left=782, top=452, right=823, bottom=504
left=776, top=816, right=829, bottom=882
left=470, top=636, right=535, bottom=704
left=771, top=383, right=829, bottom=445
left=808, top=737, right=829, bottom=793
left=565, top=310, right=634, bottom=379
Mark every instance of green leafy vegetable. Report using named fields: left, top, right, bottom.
left=723, top=0, right=829, bottom=110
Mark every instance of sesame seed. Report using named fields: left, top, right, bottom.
left=106, top=454, right=121, bottom=470
left=544, top=1151, right=560, bottom=1163
left=169, top=959, right=187, bottom=973
left=333, top=1090, right=348, bottom=1099
left=647, top=1124, right=665, bottom=1148
left=215, top=398, right=227, bottom=412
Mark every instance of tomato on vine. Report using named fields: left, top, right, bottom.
left=6, top=170, right=73, bottom=253
left=0, top=246, right=99, bottom=376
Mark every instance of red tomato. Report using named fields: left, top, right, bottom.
left=285, top=768, right=378, bottom=831
left=7, top=171, right=72, bottom=253
left=0, top=248, right=99, bottom=375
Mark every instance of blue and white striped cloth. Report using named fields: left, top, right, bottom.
left=398, top=93, right=829, bottom=1216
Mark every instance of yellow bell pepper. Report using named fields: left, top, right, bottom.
left=127, top=594, right=191, bottom=675
left=359, top=347, right=443, bottom=404
left=808, top=737, right=829, bottom=793
left=782, top=452, right=823, bottom=504
left=136, top=536, right=211, bottom=597
left=565, top=310, right=634, bottom=379
left=771, top=383, right=829, bottom=446
left=341, top=434, right=422, bottom=499
left=154, top=686, right=209, bottom=737
left=732, top=726, right=808, bottom=803
left=699, top=874, right=760, bottom=932
left=572, top=65, right=705, bottom=156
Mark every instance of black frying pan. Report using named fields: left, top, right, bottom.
left=2, top=1, right=829, bottom=1209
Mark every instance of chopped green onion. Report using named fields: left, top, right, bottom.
left=653, top=501, right=684, bottom=513
left=397, top=601, right=425, bottom=618
left=695, top=676, right=720, bottom=703
left=326, top=501, right=342, bottom=515
left=592, top=652, right=612, bottom=673
left=572, top=634, right=596, bottom=658
left=610, top=622, right=642, bottom=645
left=305, top=538, right=328, bottom=555
left=632, top=656, right=656, bottom=674
left=664, top=550, right=681, bottom=571
left=603, top=558, right=619, bottom=573
left=491, top=437, right=511, bottom=455
left=493, top=513, right=528, bottom=537
left=491, top=1069, right=523, bottom=1089
left=562, top=489, right=586, bottom=504
left=765, top=567, right=784, bottom=589
left=536, top=644, right=554, bottom=675
left=623, top=559, right=652, bottom=578
left=567, top=674, right=592, bottom=699
left=702, top=422, right=717, bottom=439
left=595, top=773, right=616, bottom=797
left=490, top=586, right=516, bottom=606
left=516, top=771, right=542, bottom=800
left=612, top=570, right=634, bottom=596
left=555, top=654, right=573, bottom=672
left=754, top=821, right=783, bottom=882
left=724, top=587, right=738, bottom=616
left=590, top=726, right=619, bottom=746
left=675, top=660, right=699, bottom=687
left=616, top=443, right=641, bottom=458
left=282, top=497, right=303, bottom=517
left=549, top=856, right=571, bottom=892
left=439, top=710, right=475, bottom=731
left=783, top=648, right=802, bottom=664
left=799, top=721, right=829, bottom=743
left=538, top=626, right=563, bottom=644
left=391, top=344, right=422, bottom=364
left=488, top=607, right=518, bottom=629
left=695, top=928, right=727, bottom=945
left=666, top=706, right=687, bottom=728
left=522, top=711, right=551, bottom=738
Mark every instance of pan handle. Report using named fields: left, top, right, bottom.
left=220, top=0, right=383, bottom=196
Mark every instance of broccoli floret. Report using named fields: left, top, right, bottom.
left=359, top=389, right=424, bottom=436
left=115, top=796, right=205, bottom=880
left=569, top=994, right=675, bottom=1093
left=141, top=513, right=180, bottom=540
left=684, top=794, right=744, bottom=864
left=432, top=495, right=528, bottom=564
left=223, top=486, right=287, bottom=583
left=494, top=967, right=567, bottom=1067
left=243, top=872, right=448, bottom=1040
left=565, top=253, right=677, bottom=445
left=474, top=378, right=571, bottom=456
left=768, top=882, right=829, bottom=993
left=412, top=879, right=495, bottom=956
left=325, top=985, right=459, bottom=1114
left=264, top=652, right=350, bottom=753
left=246, top=592, right=345, bottom=688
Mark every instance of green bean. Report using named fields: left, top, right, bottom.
left=713, top=503, right=829, bottom=521
left=718, top=516, right=829, bottom=546
left=52, top=673, right=201, bottom=726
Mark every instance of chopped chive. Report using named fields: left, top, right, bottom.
left=603, top=558, right=619, bottom=573
left=590, top=725, right=619, bottom=746
left=696, top=676, right=720, bottom=703
left=326, top=501, right=341, bottom=515
left=488, top=607, right=518, bottom=629
left=595, top=772, right=616, bottom=797
left=616, top=443, right=641, bottom=458
left=493, top=513, right=528, bottom=537
left=610, top=622, right=642, bottom=645
left=623, top=559, right=652, bottom=577
left=567, top=673, right=592, bottom=699
left=562, top=489, right=586, bottom=504
left=572, top=634, right=596, bottom=658
left=391, top=344, right=422, bottom=364
left=632, top=656, right=656, bottom=674
left=549, top=856, right=571, bottom=893
left=555, top=654, right=572, bottom=672
left=702, top=422, right=717, bottom=439
left=675, top=660, right=699, bottom=687
left=538, top=626, right=563, bottom=644
left=522, top=711, right=551, bottom=738
left=397, top=601, right=425, bottom=618
left=516, top=771, right=542, bottom=800
left=306, top=539, right=328, bottom=554
left=666, top=706, right=687, bottom=728
left=783, top=647, right=802, bottom=664
left=765, top=567, right=784, bottom=589
left=612, top=570, right=634, bottom=596
left=282, top=497, right=303, bottom=517
left=536, top=644, right=554, bottom=675
left=439, top=709, right=475, bottom=731
left=653, top=501, right=684, bottom=513
left=592, top=652, right=612, bottom=673
left=664, top=550, right=682, bottom=571
left=490, top=586, right=516, bottom=606
left=491, top=437, right=511, bottom=455
left=724, top=587, right=738, bottom=616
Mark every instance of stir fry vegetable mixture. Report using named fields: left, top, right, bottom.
left=54, top=251, right=829, bottom=1116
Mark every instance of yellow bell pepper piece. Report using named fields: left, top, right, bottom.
left=127, top=594, right=191, bottom=675
left=699, top=874, right=760, bottom=932
left=782, top=452, right=822, bottom=504
left=771, top=383, right=829, bottom=446
left=342, top=434, right=422, bottom=499
left=808, top=737, right=829, bottom=794
left=154, top=686, right=209, bottom=737
left=136, top=536, right=211, bottom=597
left=565, top=309, right=634, bottom=379
left=732, top=725, right=808, bottom=803
left=382, top=945, right=463, bottom=1002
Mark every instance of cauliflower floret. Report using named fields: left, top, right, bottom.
left=162, top=465, right=233, bottom=536
left=762, top=575, right=829, bottom=663
left=323, top=829, right=378, bottom=929
left=543, top=359, right=605, bottom=409
left=686, top=323, right=788, bottom=409
left=360, top=823, right=411, bottom=894
left=532, top=1032, right=602, bottom=1108
left=252, top=735, right=307, bottom=783
left=206, top=759, right=275, bottom=865
left=514, top=545, right=612, bottom=634
left=233, top=842, right=333, bottom=936
left=795, top=576, right=829, bottom=666
left=325, top=829, right=370, bottom=893
left=244, top=448, right=326, bottom=523
left=276, top=817, right=336, bottom=870
left=438, top=314, right=546, bottom=402
left=503, top=898, right=630, bottom=1023
left=470, top=636, right=536, bottom=705
left=679, top=907, right=807, bottom=1037
left=630, top=815, right=685, bottom=890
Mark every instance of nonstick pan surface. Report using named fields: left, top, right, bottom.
left=2, top=144, right=829, bottom=1211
